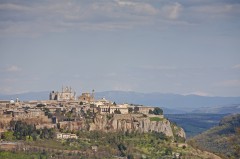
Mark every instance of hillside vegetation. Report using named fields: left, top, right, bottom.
left=0, top=114, right=219, bottom=158
left=0, top=130, right=221, bottom=159
left=188, top=114, right=240, bottom=159
left=165, top=114, right=227, bottom=137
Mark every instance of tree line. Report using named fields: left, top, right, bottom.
left=1, top=121, right=55, bottom=141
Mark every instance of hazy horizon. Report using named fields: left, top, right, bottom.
left=1, top=89, right=240, bottom=98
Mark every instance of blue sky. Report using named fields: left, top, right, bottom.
left=0, top=0, right=240, bottom=96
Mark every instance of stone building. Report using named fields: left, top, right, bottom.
left=56, top=133, right=78, bottom=139
left=138, top=106, right=155, bottom=114
left=49, top=86, right=76, bottom=101
left=78, top=93, right=94, bottom=103
left=98, top=104, right=129, bottom=114
left=12, top=108, right=45, bottom=119
left=94, top=98, right=112, bottom=107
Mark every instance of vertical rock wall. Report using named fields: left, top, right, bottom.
left=89, top=114, right=186, bottom=138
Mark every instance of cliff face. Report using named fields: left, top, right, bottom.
left=0, top=117, right=12, bottom=132
left=89, top=114, right=186, bottom=138
left=172, top=125, right=186, bottom=139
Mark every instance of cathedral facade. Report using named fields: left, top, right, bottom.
left=49, top=86, right=76, bottom=101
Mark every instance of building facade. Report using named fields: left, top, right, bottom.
left=98, top=104, right=129, bottom=114
left=49, top=86, right=76, bottom=101
left=78, top=93, right=94, bottom=103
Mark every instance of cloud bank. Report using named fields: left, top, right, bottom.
left=0, top=0, right=239, bottom=36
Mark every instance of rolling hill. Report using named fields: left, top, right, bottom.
left=191, top=104, right=240, bottom=114
left=0, top=91, right=49, bottom=101
left=188, top=114, right=240, bottom=159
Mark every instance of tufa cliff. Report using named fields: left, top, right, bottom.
left=89, top=114, right=186, bottom=138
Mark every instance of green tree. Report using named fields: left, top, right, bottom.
left=153, top=107, right=163, bottom=115
left=2, top=131, right=15, bottom=140
left=165, top=147, right=172, bottom=155
left=14, top=121, right=27, bottom=140
left=40, top=127, right=55, bottom=139
left=149, top=109, right=153, bottom=114
left=36, top=104, right=46, bottom=108
left=118, top=143, right=127, bottom=156
left=43, top=108, right=50, bottom=116
left=66, top=112, right=72, bottom=120
left=12, top=121, right=37, bottom=140
left=25, top=135, right=33, bottom=142
left=127, top=154, right=134, bottom=159
left=31, top=132, right=38, bottom=141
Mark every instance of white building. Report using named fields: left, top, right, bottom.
left=98, top=104, right=129, bottom=114
left=56, top=133, right=78, bottom=139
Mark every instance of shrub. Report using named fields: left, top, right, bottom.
left=150, top=117, right=162, bottom=121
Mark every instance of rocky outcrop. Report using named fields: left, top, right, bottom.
left=89, top=114, right=186, bottom=138
left=0, top=117, right=12, bottom=132
left=173, top=125, right=186, bottom=139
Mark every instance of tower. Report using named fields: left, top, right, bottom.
left=91, top=89, right=95, bottom=102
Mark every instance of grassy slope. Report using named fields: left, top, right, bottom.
left=0, top=131, right=221, bottom=159
left=188, top=114, right=240, bottom=159
left=0, top=151, right=48, bottom=159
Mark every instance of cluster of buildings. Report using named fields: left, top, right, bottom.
left=0, top=86, right=157, bottom=138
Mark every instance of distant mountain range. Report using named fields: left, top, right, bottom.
left=0, top=91, right=49, bottom=101
left=192, top=104, right=240, bottom=114
left=1, top=90, right=240, bottom=114
left=94, top=91, right=240, bottom=113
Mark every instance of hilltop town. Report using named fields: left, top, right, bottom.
left=0, top=86, right=174, bottom=137
left=0, top=87, right=226, bottom=159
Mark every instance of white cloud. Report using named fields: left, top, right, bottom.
left=232, top=64, right=240, bottom=69
left=162, top=2, right=182, bottom=20
left=216, top=80, right=240, bottom=87
left=183, top=91, right=210, bottom=96
left=0, top=1, right=185, bottom=36
left=5, top=65, right=21, bottom=72
left=188, top=3, right=240, bottom=21
left=0, top=3, right=30, bottom=11
left=116, top=0, right=158, bottom=15
left=0, top=1, right=239, bottom=36
left=193, top=4, right=234, bottom=14
left=0, top=1, right=159, bottom=35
